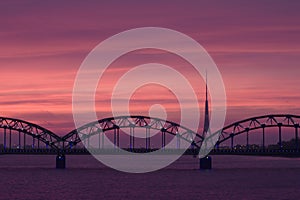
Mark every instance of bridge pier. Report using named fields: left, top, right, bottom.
left=56, top=153, right=66, bottom=169
left=199, top=156, right=212, bottom=170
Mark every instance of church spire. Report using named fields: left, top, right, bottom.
left=203, top=71, right=210, bottom=136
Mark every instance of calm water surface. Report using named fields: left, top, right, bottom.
left=0, top=155, right=299, bottom=200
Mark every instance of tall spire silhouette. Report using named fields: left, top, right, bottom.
left=203, top=71, right=210, bottom=137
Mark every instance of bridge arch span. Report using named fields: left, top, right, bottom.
left=0, top=116, right=61, bottom=150
left=215, top=114, right=300, bottom=150
left=62, top=115, right=203, bottom=150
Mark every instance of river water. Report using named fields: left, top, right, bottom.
left=0, top=155, right=299, bottom=199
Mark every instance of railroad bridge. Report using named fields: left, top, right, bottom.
left=0, top=114, right=300, bottom=169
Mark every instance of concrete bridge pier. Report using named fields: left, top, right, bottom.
left=56, top=153, right=66, bottom=169
left=200, top=156, right=212, bottom=170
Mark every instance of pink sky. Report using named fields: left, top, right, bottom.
left=0, top=1, right=300, bottom=135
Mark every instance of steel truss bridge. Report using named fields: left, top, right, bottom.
left=0, top=114, right=300, bottom=154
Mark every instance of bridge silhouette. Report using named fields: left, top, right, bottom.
left=0, top=114, right=299, bottom=168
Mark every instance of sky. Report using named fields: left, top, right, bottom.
left=0, top=0, right=300, bottom=136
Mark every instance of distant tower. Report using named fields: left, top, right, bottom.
left=203, top=72, right=210, bottom=137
